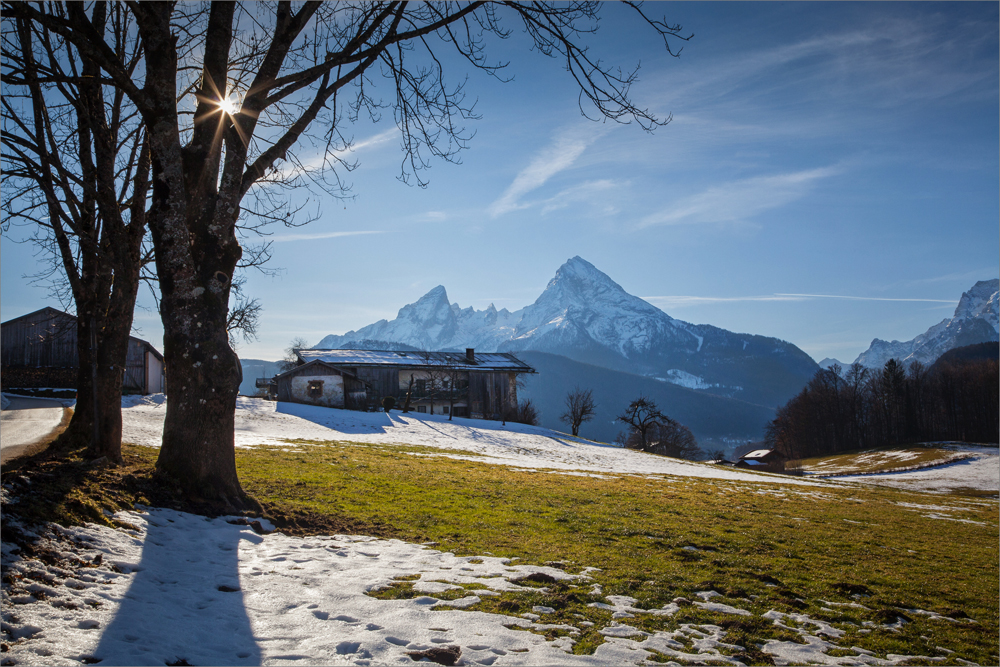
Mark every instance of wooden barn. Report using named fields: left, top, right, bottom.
left=1, top=307, right=165, bottom=395
left=272, top=348, right=536, bottom=417
left=734, top=448, right=786, bottom=473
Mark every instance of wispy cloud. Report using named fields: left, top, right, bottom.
left=642, top=293, right=959, bottom=308
left=539, top=179, right=620, bottom=215
left=638, top=167, right=838, bottom=228
left=775, top=293, right=959, bottom=304
left=273, top=128, right=398, bottom=181
left=642, top=295, right=808, bottom=307
left=488, top=126, right=605, bottom=218
left=270, top=230, right=384, bottom=243
left=904, top=269, right=1000, bottom=286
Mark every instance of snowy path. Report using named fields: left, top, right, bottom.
left=0, top=396, right=65, bottom=463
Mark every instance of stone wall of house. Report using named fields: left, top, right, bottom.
left=290, top=374, right=345, bottom=408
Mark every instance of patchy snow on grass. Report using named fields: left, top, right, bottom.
left=2, top=397, right=991, bottom=665
left=1, top=507, right=952, bottom=667
left=837, top=447, right=999, bottom=495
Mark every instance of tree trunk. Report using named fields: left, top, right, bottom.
left=154, top=278, right=247, bottom=506
left=60, top=314, right=98, bottom=448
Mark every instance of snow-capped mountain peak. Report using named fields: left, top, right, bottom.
left=314, top=257, right=821, bottom=408
left=954, top=279, right=1000, bottom=332
left=853, top=279, right=1000, bottom=369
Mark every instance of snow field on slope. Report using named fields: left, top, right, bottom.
left=121, top=395, right=823, bottom=486
left=1, top=507, right=959, bottom=667
left=835, top=447, right=999, bottom=495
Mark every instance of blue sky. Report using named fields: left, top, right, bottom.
left=2, top=2, right=997, bottom=364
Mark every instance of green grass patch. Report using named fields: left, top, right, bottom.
left=234, top=439, right=998, bottom=664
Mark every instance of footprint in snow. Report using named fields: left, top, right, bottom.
left=333, top=614, right=360, bottom=623
left=312, top=611, right=329, bottom=620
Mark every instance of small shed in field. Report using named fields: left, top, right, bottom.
left=734, top=448, right=786, bottom=473
left=273, top=348, right=536, bottom=416
left=1, top=307, right=165, bottom=394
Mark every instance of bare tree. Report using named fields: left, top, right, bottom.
left=511, top=398, right=540, bottom=426
left=226, top=274, right=262, bottom=347
left=560, top=386, right=596, bottom=437
left=444, top=354, right=468, bottom=421
left=1, top=5, right=150, bottom=463
left=708, top=448, right=727, bottom=463
left=416, top=352, right=449, bottom=416
left=616, top=395, right=667, bottom=452
left=646, top=419, right=702, bottom=460
left=278, top=337, right=309, bottom=372
left=6, top=1, right=690, bottom=505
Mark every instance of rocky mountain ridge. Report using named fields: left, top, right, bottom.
left=853, top=279, right=999, bottom=369
left=318, top=257, right=819, bottom=408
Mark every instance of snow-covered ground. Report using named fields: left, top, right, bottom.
left=120, top=395, right=826, bottom=486
left=2, top=397, right=995, bottom=666
left=1, top=506, right=960, bottom=667
left=835, top=445, right=999, bottom=495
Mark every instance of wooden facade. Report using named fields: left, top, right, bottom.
left=1, top=307, right=164, bottom=394
left=271, top=348, right=534, bottom=418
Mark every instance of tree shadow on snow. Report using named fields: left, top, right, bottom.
left=93, top=510, right=263, bottom=665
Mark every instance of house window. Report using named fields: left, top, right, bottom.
left=307, top=380, right=323, bottom=398
left=415, top=379, right=427, bottom=392
left=442, top=406, right=449, bottom=414
left=417, top=405, right=427, bottom=413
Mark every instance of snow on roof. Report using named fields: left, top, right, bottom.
left=742, top=449, right=773, bottom=459
left=296, top=348, right=535, bottom=372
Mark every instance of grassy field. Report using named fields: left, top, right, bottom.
left=790, top=445, right=986, bottom=477
left=5, top=439, right=997, bottom=665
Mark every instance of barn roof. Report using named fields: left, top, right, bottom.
left=272, top=359, right=362, bottom=382
left=1, top=307, right=163, bottom=359
left=295, top=348, right=535, bottom=373
left=742, top=449, right=773, bottom=459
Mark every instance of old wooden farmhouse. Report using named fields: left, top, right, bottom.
left=271, top=348, right=535, bottom=418
left=1, top=307, right=165, bottom=395
left=734, top=448, right=786, bottom=473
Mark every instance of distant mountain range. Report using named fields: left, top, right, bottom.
left=853, top=279, right=999, bottom=369
left=317, top=256, right=820, bottom=409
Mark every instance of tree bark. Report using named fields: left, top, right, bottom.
left=134, top=2, right=253, bottom=507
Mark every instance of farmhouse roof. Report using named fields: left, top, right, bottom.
left=272, top=359, right=363, bottom=382
left=1, top=307, right=164, bottom=360
left=295, top=348, right=535, bottom=373
left=742, top=449, right=775, bottom=460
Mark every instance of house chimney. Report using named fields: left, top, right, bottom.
left=466, top=348, right=475, bottom=362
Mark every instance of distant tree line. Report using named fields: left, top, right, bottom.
left=765, top=353, right=998, bottom=460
